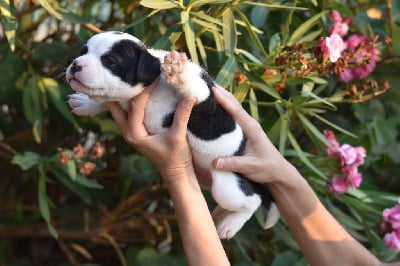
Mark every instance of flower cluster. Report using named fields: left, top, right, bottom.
left=324, top=130, right=366, bottom=194
left=270, top=9, right=389, bottom=101
left=58, top=141, right=105, bottom=176
left=327, top=10, right=380, bottom=82
left=382, top=201, right=400, bottom=251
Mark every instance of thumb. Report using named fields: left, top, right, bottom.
left=213, top=156, right=247, bottom=173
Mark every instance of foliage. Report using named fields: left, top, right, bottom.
left=0, top=0, right=399, bottom=265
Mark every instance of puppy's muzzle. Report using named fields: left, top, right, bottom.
left=70, top=60, right=83, bottom=75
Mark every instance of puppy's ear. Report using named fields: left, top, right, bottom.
left=136, top=50, right=161, bottom=86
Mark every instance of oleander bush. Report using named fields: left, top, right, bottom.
left=1, top=0, right=399, bottom=265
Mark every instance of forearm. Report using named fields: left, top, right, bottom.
left=164, top=170, right=230, bottom=266
left=269, top=163, right=380, bottom=266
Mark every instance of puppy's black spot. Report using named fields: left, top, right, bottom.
left=236, top=172, right=273, bottom=209
left=100, top=40, right=160, bottom=86
left=80, top=45, right=88, bottom=55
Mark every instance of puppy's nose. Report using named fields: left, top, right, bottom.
left=70, top=60, right=82, bottom=74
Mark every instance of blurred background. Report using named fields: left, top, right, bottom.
left=0, top=0, right=399, bottom=265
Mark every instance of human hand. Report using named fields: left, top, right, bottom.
left=212, top=84, right=292, bottom=184
left=107, top=88, right=196, bottom=185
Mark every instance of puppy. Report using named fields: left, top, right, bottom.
left=66, top=31, right=279, bottom=239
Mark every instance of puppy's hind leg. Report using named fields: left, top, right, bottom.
left=211, top=170, right=262, bottom=240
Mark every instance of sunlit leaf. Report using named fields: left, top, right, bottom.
left=215, top=57, right=237, bottom=88
left=140, top=0, right=180, bottom=10
left=249, top=88, right=259, bottom=121
left=223, top=9, right=236, bottom=55
left=0, top=0, right=17, bottom=51
left=182, top=11, right=199, bottom=63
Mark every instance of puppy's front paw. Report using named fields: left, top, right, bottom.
left=68, top=93, right=105, bottom=116
left=161, top=51, right=188, bottom=88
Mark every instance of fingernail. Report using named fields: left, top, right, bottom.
left=214, top=158, right=224, bottom=169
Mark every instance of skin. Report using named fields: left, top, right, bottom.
left=107, top=84, right=399, bottom=266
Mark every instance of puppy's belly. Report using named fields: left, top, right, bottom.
left=188, top=124, right=244, bottom=169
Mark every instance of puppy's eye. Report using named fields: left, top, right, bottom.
left=80, top=45, right=88, bottom=55
left=101, top=55, right=118, bottom=69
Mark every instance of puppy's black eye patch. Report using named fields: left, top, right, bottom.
left=101, top=54, right=119, bottom=69
left=80, top=45, right=88, bottom=55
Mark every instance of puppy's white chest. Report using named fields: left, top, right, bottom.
left=144, top=79, right=180, bottom=134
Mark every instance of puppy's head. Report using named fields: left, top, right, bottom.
left=66, top=31, right=160, bottom=101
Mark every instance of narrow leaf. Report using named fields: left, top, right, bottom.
left=249, top=88, right=259, bottom=121
left=0, top=0, right=17, bottom=51
left=223, top=9, right=237, bottom=55
left=181, top=11, right=199, bottom=63
left=288, top=11, right=328, bottom=45
left=215, top=57, right=237, bottom=88
left=287, top=131, right=327, bottom=179
left=140, top=0, right=179, bottom=9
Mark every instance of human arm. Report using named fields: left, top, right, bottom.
left=211, top=85, right=384, bottom=266
left=107, top=90, right=229, bottom=266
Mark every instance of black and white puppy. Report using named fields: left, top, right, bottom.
left=66, top=31, right=279, bottom=239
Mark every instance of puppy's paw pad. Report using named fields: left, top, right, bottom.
left=161, top=51, right=188, bottom=86
left=215, top=212, right=249, bottom=240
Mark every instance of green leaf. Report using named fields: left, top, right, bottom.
left=235, top=48, right=262, bottom=64
left=38, top=173, right=50, bottom=223
left=52, top=166, right=92, bottom=204
left=23, top=76, right=43, bottom=123
left=296, top=112, right=332, bottom=148
left=269, top=33, right=281, bottom=53
left=181, top=11, right=199, bottom=63
left=215, top=57, right=237, bottom=88
left=35, top=0, right=62, bottom=19
left=250, top=81, right=280, bottom=99
left=45, top=79, right=77, bottom=127
left=12, top=151, right=41, bottom=170
left=140, top=0, right=180, bottom=9
left=0, top=0, right=17, bottom=51
left=222, top=9, right=237, bottom=55
left=249, top=88, right=259, bottom=121
left=288, top=11, right=328, bottom=45
left=233, top=82, right=250, bottom=103
left=297, top=28, right=323, bottom=43
left=236, top=10, right=268, bottom=57
left=287, top=131, right=327, bottom=179
left=307, top=112, right=357, bottom=138
left=76, top=174, right=103, bottom=189
left=190, top=0, right=233, bottom=8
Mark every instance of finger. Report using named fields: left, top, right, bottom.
left=170, top=97, right=196, bottom=139
left=107, top=101, right=127, bottom=133
left=128, top=86, right=156, bottom=138
left=212, top=84, right=260, bottom=135
left=212, top=156, right=249, bottom=174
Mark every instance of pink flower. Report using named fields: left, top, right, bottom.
left=383, top=231, right=400, bottom=252
left=344, top=167, right=362, bottom=188
left=329, top=176, right=348, bottom=194
left=383, top=204, right=400, bottom=230
left=319, top=34, right=346, bottom=63
left=338, top=34, right=380, bottom=82
left=339, top=144, right=358, bottom=165
left=338, top=69, right=355, bottom=82
left=323, top=130, right=367, bottom=194
left=329, top=10, right=351, bottom=37
left=323, top=130, right=340, bottom=156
